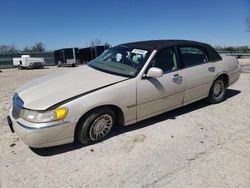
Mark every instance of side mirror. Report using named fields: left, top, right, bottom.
left=146, top=67, right=163, bottom=78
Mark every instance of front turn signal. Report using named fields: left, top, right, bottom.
left=55, top=108, right=68, bottom=120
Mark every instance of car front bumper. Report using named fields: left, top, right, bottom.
left=7, top=111, right=75, bottom=148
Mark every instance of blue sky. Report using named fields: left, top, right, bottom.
left=0, top=0, right=249, bottom=50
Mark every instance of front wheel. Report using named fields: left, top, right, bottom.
left=207, top=79, right=226, bottom=104
left=76, top=107, right=115, bottom=144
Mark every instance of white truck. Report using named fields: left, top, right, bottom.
left=13, top=55, right=45, bottom=69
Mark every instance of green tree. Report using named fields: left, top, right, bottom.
left=239, top=46, right=249, bottom=52
left=23, top=46, right=31, bottom=52
left=22, top=42, right=46, bottom=52
left=0, top=44, right=18, bottom=53
left=31, top=42, right=46, bottom=52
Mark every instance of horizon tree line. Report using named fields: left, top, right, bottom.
left=0, top=39, right=112, bottom=54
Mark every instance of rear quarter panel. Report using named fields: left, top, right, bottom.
left=213, top=56, right=240, bottom=85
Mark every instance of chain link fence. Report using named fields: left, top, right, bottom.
left=1, top=51, right=250, bottom=69
left=0, top=52, right=55, bottom=68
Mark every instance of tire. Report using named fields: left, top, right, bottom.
left=18, top=65, right=24, bottom=70
left=76, top=107, right=115, bottom=144
left=207, top=78, right=226, bottom=104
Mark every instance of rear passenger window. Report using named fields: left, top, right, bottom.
left=180, top=47, right=208, bottom=67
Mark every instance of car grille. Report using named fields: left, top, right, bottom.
left=12, top=94, right=24, bottom=119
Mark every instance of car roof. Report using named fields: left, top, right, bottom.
left=120, top=40, right=210, bottom=51
left=120, top=40, right=222, bottom=61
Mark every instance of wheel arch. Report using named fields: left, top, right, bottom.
left=74, top=104, right=125, bottom=138
left=214, top=72, right=229, bottom=88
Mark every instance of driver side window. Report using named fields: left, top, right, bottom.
left=151, top=47, right=178, bottom=73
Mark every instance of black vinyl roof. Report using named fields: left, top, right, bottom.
left=122, top=40, right=206, bottom=51
left=120, top=40, right=222, bottom=61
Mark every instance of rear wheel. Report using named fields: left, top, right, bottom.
left=76, top=107, right=115, bottom=144
left=207, top=78, right=226, bottom=104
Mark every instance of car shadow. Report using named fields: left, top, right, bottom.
left=31, top=89, right=241, bottom=156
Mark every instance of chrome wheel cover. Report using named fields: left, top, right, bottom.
left=213, top=80, right=224, bottom=99
left=89, top=114, right=113, bottom=141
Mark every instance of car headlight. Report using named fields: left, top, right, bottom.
left=20, top=108, right=68, bottom=123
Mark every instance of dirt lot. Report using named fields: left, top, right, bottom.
left=0, top=61, right=250, bottom=188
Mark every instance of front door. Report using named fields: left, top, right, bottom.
left=136, top=47, right=185, bottom=121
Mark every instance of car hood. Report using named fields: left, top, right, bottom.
left=16, top=66, right=127, bottom=110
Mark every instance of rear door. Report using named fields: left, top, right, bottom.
left=178, top=46, right=216, bottom=105
left=136, top=47, right=185, bottom=121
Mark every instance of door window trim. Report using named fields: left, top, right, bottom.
left=144, top=46, right=182, bottom=75
left=177, top=45, right=210, bottom=69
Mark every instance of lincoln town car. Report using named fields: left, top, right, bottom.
left=7, top=40, right=241, bottom=148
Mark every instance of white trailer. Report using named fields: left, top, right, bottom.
left=13, top=55, right=45, bottom=69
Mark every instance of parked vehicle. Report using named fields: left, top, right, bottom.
left=79, top=45, right=109, bottom=64
left=54, top=48, right=79, bottom=67
left=13, top=55, right=45, bottom=69
left=7, top=40, right=241, bottom=148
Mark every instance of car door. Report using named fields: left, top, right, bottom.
left=178, top=46, right=216, bottom=105
left=136, top=47, right=185, bottom=121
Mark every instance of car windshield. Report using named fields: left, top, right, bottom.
left=88, top=46, right=151, bottom=77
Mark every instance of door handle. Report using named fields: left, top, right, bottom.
left=172, top=75, right=183, bottom=83
left=208, top=66, right=215, bottom=72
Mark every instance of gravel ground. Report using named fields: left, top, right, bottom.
left=0, top=61, right=250, bottom=188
